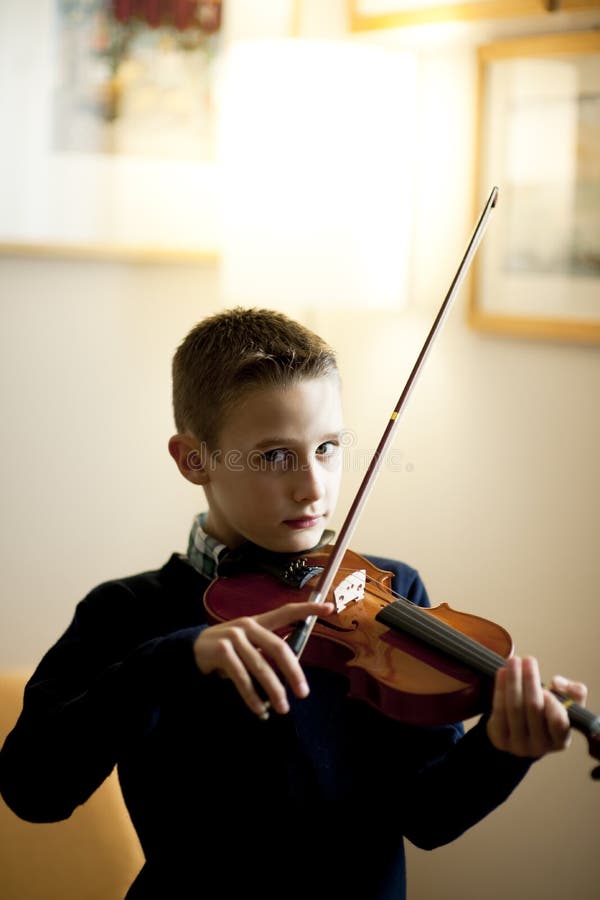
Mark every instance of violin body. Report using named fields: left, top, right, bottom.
left=204, top=545, right=513, bottom=726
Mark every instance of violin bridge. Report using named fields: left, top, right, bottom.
left=333, top=569, right=366, bottom=612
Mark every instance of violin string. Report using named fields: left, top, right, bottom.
left=321, top=567, right=505, bottom=675
left=361, top=579, right=598, bottom=728
left=359, top=572, right=507, bottom=678
left=381, top=601, right=507, bottom=678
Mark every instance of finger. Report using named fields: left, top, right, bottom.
left=197, top=602, right=336, bottom=718
left=196, top=623, right=290, bottom=717
left=542, top=674, right=585, bottom=751
left=521, top=656, right=551, bottom=757
left=252, top=600, right=335, bottom=700
left=541, top=690, right=572, bottom=750
left=242, top=616, right=315, bottom=703
left=487, top=665, right=510, bottom=751
left=227, top=624, right=294, bottom=715
left=550, top=674, right=588, bottom=706
left=541, top=675, right=587, bottom=751
left=503, top=656, right=528, bottom=752
left=211, top=633, right=275, bottom=718
left=258, top=600, right=335, bottom=633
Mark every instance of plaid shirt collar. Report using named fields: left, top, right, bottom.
left=187, top=512, right=227, bottom=581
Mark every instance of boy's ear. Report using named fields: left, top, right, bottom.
left=168, top=434, right=210, bottom=485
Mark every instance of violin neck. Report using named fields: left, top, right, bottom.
left=561, top=697, right=600, bottom=742
left=376, top=599, right=600, bottom=739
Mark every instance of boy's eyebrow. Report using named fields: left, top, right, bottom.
left=253, top=431, right=343, bottom=450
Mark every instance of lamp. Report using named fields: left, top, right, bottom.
left=218, top=38, right=417, bottom=309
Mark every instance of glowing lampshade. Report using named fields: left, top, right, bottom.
left=218, top=39, right=417, bottom=309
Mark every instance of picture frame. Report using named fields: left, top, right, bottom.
left=469, top=31, right=600, bottom=343
left=0, top=2, right=222, bottom=262
left=348, top=1, right=600, bottom=31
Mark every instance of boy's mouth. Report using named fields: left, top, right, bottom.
left=283, top=515, right=323, bottom=530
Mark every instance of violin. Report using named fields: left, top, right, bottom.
left=205, top=540, right=512, bottom=725
left=205, top=188, right=600, bottom=778
left=204, top=539, right=600, bottom=777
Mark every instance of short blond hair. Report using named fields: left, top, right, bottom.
left=172, top=307, right=338, bottom=446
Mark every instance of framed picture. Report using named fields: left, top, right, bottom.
left=348, top=1, right=600, bottom=31
left=469, top=31, right=600, bottom=343
left=0, top=1, right=223, bottom=261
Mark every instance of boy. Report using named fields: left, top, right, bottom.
left=0, top=307, right=587, bottom=899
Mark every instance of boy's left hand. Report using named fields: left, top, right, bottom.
left=486, top=655, right=587, bottom=758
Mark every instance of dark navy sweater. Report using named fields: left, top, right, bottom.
left=0, top=553, right=532, bottom=899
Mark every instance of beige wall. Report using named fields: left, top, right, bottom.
left=1, top=3, right=600, bottom=900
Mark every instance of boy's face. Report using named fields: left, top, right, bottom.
left=203, top=375, right=344, bottom=553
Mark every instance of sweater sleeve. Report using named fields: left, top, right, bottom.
left=398, top=716, right=534, bottom=850
left=0, top=581, right=206, bottom=824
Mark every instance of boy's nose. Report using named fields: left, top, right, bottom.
left=291, top=460, right=323, bottom=504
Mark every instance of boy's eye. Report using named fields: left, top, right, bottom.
left=261, top=448, right=296, bottom=468
left=316, top=441, right=339, bottom=458
left=263, top=448, right=286, bottom=464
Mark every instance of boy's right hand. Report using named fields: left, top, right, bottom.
left=193, top=601, right=335, bottom=718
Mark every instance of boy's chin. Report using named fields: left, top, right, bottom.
left=276, top=525, right=327, bottom=555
